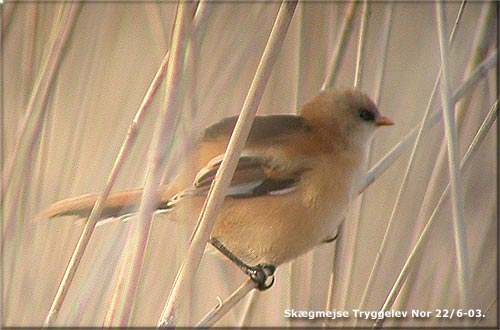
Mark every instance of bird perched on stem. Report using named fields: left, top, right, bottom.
left=36, top=88, right=393, bottom=290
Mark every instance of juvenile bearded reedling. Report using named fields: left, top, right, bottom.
left=36, top=88, right=393, bottom=289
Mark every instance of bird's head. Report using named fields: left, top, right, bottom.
left=300, top=88, right=393, bottom=150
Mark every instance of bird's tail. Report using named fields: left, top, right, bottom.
left=34, top=186, right=174, bottom=221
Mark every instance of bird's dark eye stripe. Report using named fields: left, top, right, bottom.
left=358, top=108, right=375, bottom=122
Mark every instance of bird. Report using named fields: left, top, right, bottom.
left=35, top=88, right=393, bottom=290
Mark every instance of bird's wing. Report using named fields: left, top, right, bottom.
left=162, top=115, right=315, bottom=209
left=163, top=153, right=310, bottom=210
left=36, top=115, right=313, bottom=220
left=203, top=115, right=310, bottom=145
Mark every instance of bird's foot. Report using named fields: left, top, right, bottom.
left=209, top=237, right=277, bottom=291
left=246, top=264, right=276, bottom=291
left=322, top=232, right=339, bottom=244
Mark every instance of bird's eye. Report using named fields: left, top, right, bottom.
left=358, top=108, right=375, bottom=122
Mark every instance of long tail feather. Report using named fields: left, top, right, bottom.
left=35, top=187, right=173, bottom=221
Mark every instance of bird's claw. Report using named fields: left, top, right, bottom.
left=248, top=264, right=276, bottom=291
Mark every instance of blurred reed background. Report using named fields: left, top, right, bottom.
left=2, top=1, right=497, bottom=327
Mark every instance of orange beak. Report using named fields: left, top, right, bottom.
left=375, top=115, right=394, bottom=126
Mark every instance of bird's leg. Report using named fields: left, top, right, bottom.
left=209, top=237, right=275, bottom=291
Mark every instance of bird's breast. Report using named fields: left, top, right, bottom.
left=211, top=151, right=367, bottom=266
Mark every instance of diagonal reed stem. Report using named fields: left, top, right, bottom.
left=42, top=3, right=211, bottom=326
left=158, top=2, right=298, bottom=327
left=364, top=49, right=497, bottom=191
left=353, top=0, right=369, bottom=89
left=474, top=296, right=498, bottom=326
left=356, top=1, right=467, bottom=319
left=102, top=2, right=197, bottom=326
left=372, top=2, right=395, bottom=105
left=174, top=47, right=496, bottom=330
left=337, top=3, right=394, bottom=327
left=326, top=1, right=372, bottom=325
left=238, top=289, right=258, bottom=327
left=321, top=0, right=359, bottom=91
left=195, top=13, right=497, bottom=330
left=372, top=99, right=498, bottom=329
left=2, top=3, right=81, bottom=204
left=196, top=279, right=257, bottom=328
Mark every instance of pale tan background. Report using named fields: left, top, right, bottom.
left=2, top=1, right=497, bottom=327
